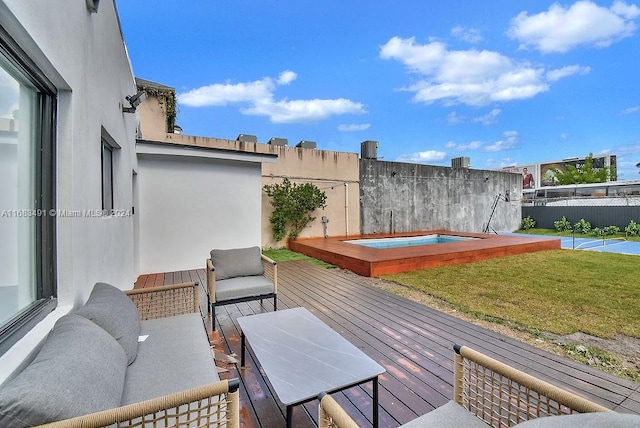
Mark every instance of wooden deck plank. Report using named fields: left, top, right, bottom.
left=135, top=260, right=640, bottom=427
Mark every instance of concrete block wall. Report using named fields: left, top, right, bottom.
left=360, top=159, right=522, bottom=234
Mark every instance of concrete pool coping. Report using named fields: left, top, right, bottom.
left=288, top=230, right=561, bottom=277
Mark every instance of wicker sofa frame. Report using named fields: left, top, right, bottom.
left=30, top=282, right=240, bottom=428
left=319, top=343, right=612, bottom=428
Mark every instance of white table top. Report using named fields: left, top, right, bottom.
left=237, top=307, right=385, bottom=405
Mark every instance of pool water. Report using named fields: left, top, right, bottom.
left=344, top=234, right=478, bottom=249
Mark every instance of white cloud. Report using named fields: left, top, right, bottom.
left=178, top=71, right=366, bottom=123
left=451, top=26, right=483, bottom=43
left=484, top=130, right=519, bottom=152
left=446, top=140, right=483, bottom=151
left=242, top=98, right=366, bottom=124
left=473, top=108, right=502, bottom=125
left=277, top=70, right=297, bottom=85
left=446, top=111, right=465, bottom=124
left=546, top=65, right=591, bottom=81
left=379, top=36, right=580, bottom=106
left=621, top=105, right=640, bottom=115
left=338, top=123, right=370, bottom=132
left=395, top=150, right=447, bottom=163
left=508, top=1, right=640, bottom=54
left=445, top=131, right=519, bottom=153
left=178, top=77, right=275, bottom=107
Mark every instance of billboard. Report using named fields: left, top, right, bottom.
left=503, top=154, right=616, bottom=189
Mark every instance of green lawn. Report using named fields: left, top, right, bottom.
left=380, top=249, right=639, bottom=339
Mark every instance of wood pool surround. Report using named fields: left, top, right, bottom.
left=288, top=230, right=561, bottom=277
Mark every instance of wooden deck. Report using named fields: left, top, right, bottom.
left=135, top=261, right=640, bottom=427
left=288, top=230, right=561, bottom=276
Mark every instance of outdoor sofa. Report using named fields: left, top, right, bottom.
left=0, top=281, right=239, bottom=428
left=319, top=343, right=640, bottom=427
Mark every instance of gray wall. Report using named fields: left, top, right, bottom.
left=360, top=159, right=522, bottom=234
left=523, top=206, right=640, bottom=230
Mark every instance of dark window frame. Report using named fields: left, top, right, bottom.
left=0, top=24, right=57, bottom=356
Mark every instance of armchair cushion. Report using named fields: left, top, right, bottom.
left=400, top=401, right=488, bottom=427
left=0, top=314, right=127, bottom=427
left=215, top=275, right=274, bottom=301
left=75, top=282, right=141, bottom=365
left=210, top=246, right=264, bottom=281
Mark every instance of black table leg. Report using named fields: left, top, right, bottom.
left=373, top=376, right=379, bottom=428
left=241, top=331, right=246, bottom=367
left=286, top=405, right=293, bottom=428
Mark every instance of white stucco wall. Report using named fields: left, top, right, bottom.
left=137, top=143, right=275, bottom=274
left=0, top=0, right=138, bottom=382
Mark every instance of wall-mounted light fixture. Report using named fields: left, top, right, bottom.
left=86, top=0, right=100, bottom=13
left=122, top=91, right=147, bottom=113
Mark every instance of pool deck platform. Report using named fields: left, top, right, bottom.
left=288, top=230, right=561, bottom=277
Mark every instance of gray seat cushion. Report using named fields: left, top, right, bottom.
left=514, top=412, right=640, bottom=427
left=400, top=401, right=489, bottom=427
left=210, top=246, right=264, bottom=280
left=75, top=282, right=141, bottom=365
left=215, top=275, right=274, bottom=301
left=0, top=314, right=127, bottom=427
left=122, top=313, right=220, bottom=404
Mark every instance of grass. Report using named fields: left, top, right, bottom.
left=517, top=227, right=640, bottom=242
left=380, top=249, right=639, bottom=339
left=262, top=248, right=335, bottom=269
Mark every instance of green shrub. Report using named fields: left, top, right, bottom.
left=603, top=225, right=620, bottom=235
left=592, top=227, right=605, bottom=237
left=521, top=216, right=536, bottom=230
left=263, top=178, right=327, bottom=242
left=554, top=216, right=572, bottom=232
left=625, top=220, right=640, bottom=236
left=573, top=218, right=591, bottom=234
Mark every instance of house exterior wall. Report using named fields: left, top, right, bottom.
left=158, top=133, right=361, bottom=248
left=0, top=0, right=138, bottom=382
left=136, top=146, right=268, bottom=274
left=360, top=159, right=522, bottom=234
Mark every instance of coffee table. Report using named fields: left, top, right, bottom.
left=237, top=307, right=385, bottom=427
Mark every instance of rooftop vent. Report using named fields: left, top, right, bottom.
left=236, top=134, right=257, bottom=143
left=361, top=140, right=378, bottom=159
left=451, top=156, right=470, bottom=168
left=296, top=140, right=317, bottom=149
left=268, top=137, right=288, bottom=146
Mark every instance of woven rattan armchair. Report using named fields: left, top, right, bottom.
left=318, top=343, right=613, bottom=428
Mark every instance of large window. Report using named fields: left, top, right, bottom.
left=0, top=28, right=56, bottom=355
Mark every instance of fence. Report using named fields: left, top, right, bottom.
left=522, top=206, right=640, bottom=230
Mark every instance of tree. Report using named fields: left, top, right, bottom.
left=263, top=178, right=327, bottom=242
left=552, top=153, right=615, bottom=185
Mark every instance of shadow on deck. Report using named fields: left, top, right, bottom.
left=135, top=260, right=640, bottom=427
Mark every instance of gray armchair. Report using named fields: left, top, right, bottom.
left=206, top=246, right=277, bottom=330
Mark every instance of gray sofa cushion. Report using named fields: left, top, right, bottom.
left=514, top=412, right=640, bottom=427
left=75, top=282, right=141, bottom=365
left=0, top=314, right=127, bottom=427
left=400, top=401, right=489, bottom=427
left=122, top=313, right=219, bottom=404
left=215, top=275, right=274, bottom=301
left=210, top=246, right=264, bottom=281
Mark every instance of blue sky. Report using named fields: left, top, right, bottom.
left=117, top=0, right=640, bottom=179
